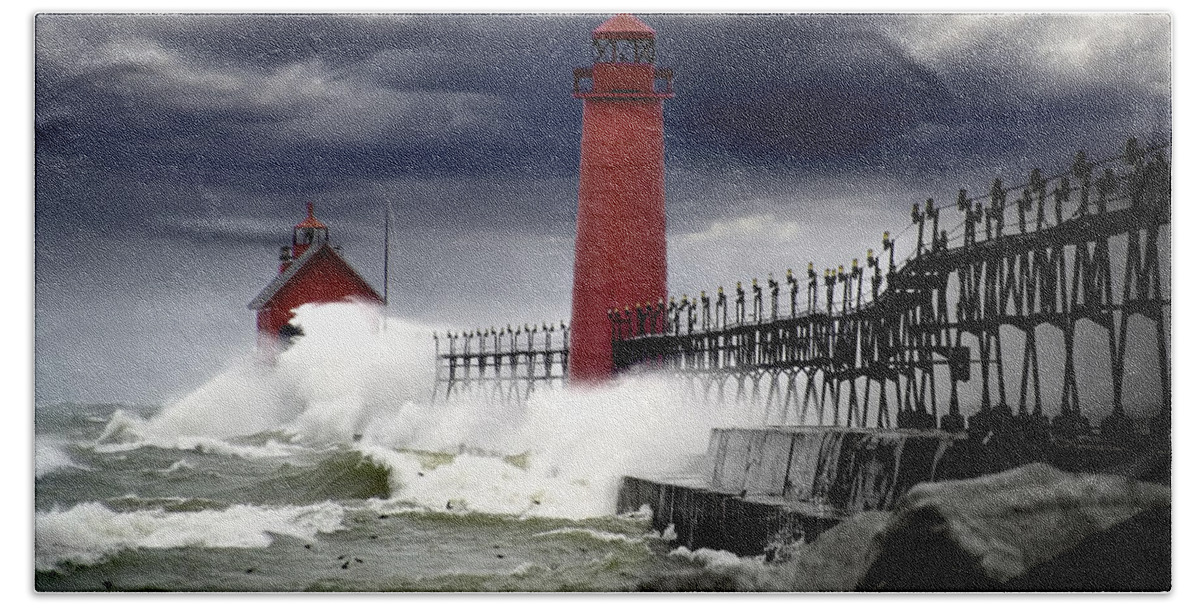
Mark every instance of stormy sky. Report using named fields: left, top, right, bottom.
left=34, top=13, right=1171, bottom=405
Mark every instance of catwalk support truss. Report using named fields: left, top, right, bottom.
left=612, top=140, right=1170, bottom=439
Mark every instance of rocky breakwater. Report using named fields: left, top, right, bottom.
left=853, top=462, right=1170, bottom=590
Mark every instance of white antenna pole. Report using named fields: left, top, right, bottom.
left=381, top=202, right=391, bottom=333
left=383, top=202, right=391, bottom=307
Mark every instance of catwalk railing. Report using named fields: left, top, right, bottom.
left=611, top=139, right=1171, bottom=440
left=432, top=322, right=568, bottom=404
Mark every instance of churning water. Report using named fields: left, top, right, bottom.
left=34, top=301, right=812, bottom=591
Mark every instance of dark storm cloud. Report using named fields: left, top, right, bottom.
left=868, top=14, right=1171, bottom=175
left=34, top=14, right=596, bottom=164
left=36, top=13, right=1170, bottom=239
left=658, top=13, right=1170, bottom=180
left=35, top=14, right=595, bottom=238
left=656, top=15, right=954, bottom=167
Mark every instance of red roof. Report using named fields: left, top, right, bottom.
left=593, top=14, right=655, bottom=40
left=295, top=202, right=328, bottom=229
left=248, top=235, right=382, bottom=310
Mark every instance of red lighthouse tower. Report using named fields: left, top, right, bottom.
left=568, top=14, right=674, bottom=383
left=248, top=203, right=383, bottom=349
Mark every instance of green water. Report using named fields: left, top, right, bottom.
left=34, top=402, right=761, bottom=592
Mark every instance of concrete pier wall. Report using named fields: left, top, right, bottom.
left=617, top=476, right=842, bottom=556
left=706, top=426, right=959, bottom=513
left=618, top=426, right=962, bottom=555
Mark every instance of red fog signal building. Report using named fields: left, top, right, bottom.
left=248, top=203, right=383, bottom=346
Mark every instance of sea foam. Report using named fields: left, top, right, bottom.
left=35, top=501, right=346, bottom=571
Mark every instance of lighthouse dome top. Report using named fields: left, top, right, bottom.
left=294, top=202, right=328, bottom=229
left=593, top=14, right=655, bottom=40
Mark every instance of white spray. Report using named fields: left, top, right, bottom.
left=99, top=301, right=753, bottom=519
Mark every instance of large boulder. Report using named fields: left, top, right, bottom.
left=856, top=463, right=1170, bottom=591
left=1001, top=506, right=1169, bottom=591
left=781, top=511, right=892, bottom=591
